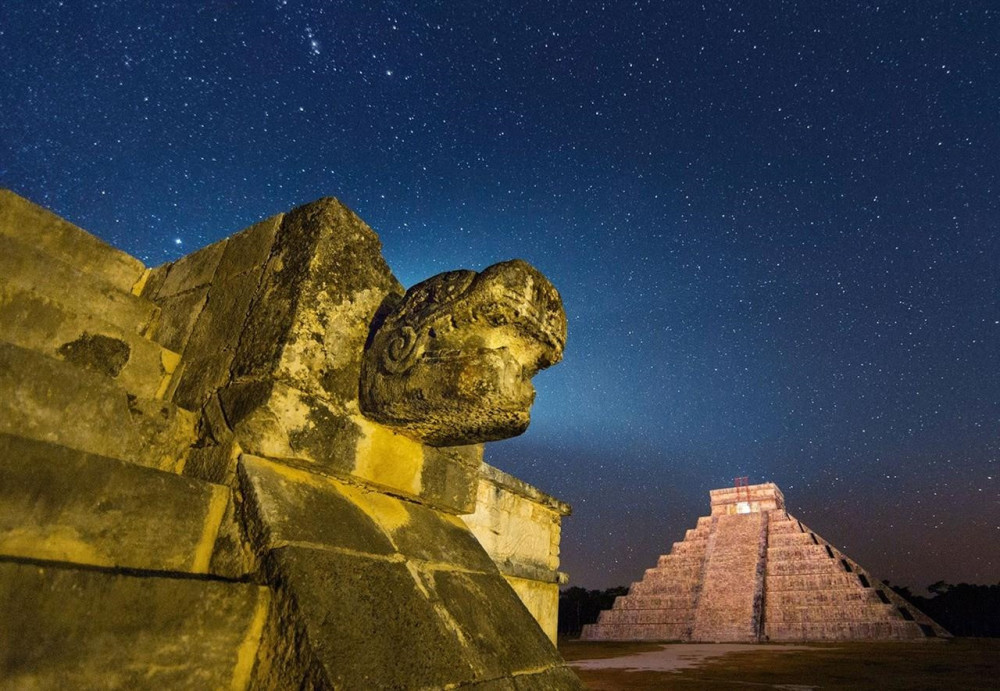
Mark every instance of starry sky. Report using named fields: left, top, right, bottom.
left=2, top=2, right=997, bottom=593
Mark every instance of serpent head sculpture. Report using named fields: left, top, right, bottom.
left=359, top=259, right=567, bottom=446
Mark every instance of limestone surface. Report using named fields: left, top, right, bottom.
left=0, top=189, right=579, bottom=689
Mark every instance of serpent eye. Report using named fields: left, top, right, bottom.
left=381, top=326, right=418, bottom=373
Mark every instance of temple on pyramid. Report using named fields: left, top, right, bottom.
left=582, top=482, right=949, bottom=642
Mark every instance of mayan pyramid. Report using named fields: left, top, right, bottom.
left=582, top=482, right=949, bottom=642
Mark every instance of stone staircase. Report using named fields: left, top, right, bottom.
left=0, top=190, right=267, bottom=687
left=582, top=483, right=950, bottom=642
left=690, top=511, right=768, bottom=642
left=581, top=517, right=711, bottom=641
left=763, top=512, right=941, bottom=641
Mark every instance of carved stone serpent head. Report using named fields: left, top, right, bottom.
left=359, top=259, right=567, bottom=446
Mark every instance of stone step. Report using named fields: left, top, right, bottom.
left=767, top=520, right=805, bottom=534
left=613, top=593, right=698, bottom=610
left=765, top=603, right=900, bottom=623
left=667, top=541, right=706, bottom=555
left=641, top=570, right=702, bottom=588
left=769, top=531, right=817, bottom=546
left=581, top=622, right=689, bottom=642
left=657, top=553, right=705, bottom=568
left=765, top=620, right=925, bottom=642
left=0, top=559, right=270, bottom=688
left=767, top=544, right=833, bottom=561
left=0, top=280, right=181, bottom=399
left=767, top=588, right=886, bottom=607
left=0, top=189, right=147, bottom=295
left=647, top=558, right=703, bottom=573
left=767, top=558, right=851, bottom=576
left=765, top=572, right=864, bottom=591
left=690, top=512, right=766, bottom=642
left=0, top=234, right=158, bottom=337
left=0, top=343, right=196, bottom=472
left=597, top=607, right=694, bottom=625
left=0, top=434, right=229, bottom=573
left=629, top=579, right=699, bottom=596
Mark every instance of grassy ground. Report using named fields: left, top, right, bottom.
left=559, top=638, right=1000, bottom=689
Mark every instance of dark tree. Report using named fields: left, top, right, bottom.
left=558, top=586, right=629, bottom=638
left=890, top=581, right=1000, bottom=637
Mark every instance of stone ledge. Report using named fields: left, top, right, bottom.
left=479, top=462, right=571, bottom=516
left=0, top=558, right=269, bottom=688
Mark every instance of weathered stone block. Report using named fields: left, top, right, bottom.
left=0, top=433, right=228, bottom=573
left=183, top=440, right=242, bottom=486
left=220, top=380, right=479, bottom=513
left=156, top=239, right=227, bottom=298
left=0, top=280, right=180, bottom=399
left=0, top=235, right=158, bottom=336
left=237, top=455, right=395, bottom=557
left=504, top=575, right=561, bottom=644
left=0, top=560, right=269, bottom=689
left=0, top=343, right=196, bottom=471
left=216, top=214, right=282, bottom=279
left=0, top=189, right=146, bottom=294
left=426, top=570, right=560, bottom=680
left=151, top=286, right=209, bottom=354
left=183, top=265, right=263, bottom=363
left=229, top=198, right=401, bottom=405
left=260, top=546, right=478, bottom=689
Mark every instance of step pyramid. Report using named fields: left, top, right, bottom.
left=582, top=483, right=950, bottom=642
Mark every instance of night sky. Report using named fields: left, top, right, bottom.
left=2, top=2, right=997, bottom=593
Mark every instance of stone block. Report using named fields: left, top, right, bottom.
left=504, top=575, right=561, bottom=643
left=0, top=433, right=228, bottom=573
left=0, top=279, right=180, bottom=399
left=259, top=546, right=478, bottom=689
left=216, top=214, right=282, bottom=279
left=0, top=234, right=158, bottom=336
left=172, top=353, right=234, bottom=411
left=0, top=342, right=196, bottom=471
left=220, top=381, right=478, bottom=513
left=229, top=198, right=401, bottom=406
left=151, top=286, right=209, bottom=354
left=139, top=263, right=170, bottom=300
left=425, top=569, right=559, bottom=680
left=0, top=560, right=269, bottom=689
left=0, top=189, right=146, bottom=294
left=156, top=239, right=227, bottom=298
left=237, top=455, right=396, bottom=557
left=183, top=440, right=241, bottom=487
left=183, top=266, right=263, bottom=362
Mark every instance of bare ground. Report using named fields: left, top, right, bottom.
left=559, top=638, right=1000, bottom=690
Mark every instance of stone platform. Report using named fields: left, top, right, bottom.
left=0, top=189, right=579, bottom=688
left=582, top=483, right=949, bottom=642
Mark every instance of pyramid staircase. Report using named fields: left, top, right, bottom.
left=0, top=190, right=268, bottom=687
left=582, top=483, right=949, bottom=642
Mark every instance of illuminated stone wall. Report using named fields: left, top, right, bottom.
left=461, top=462, right=570, bottom=642
left=0, top=189, right=579, bottom=688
